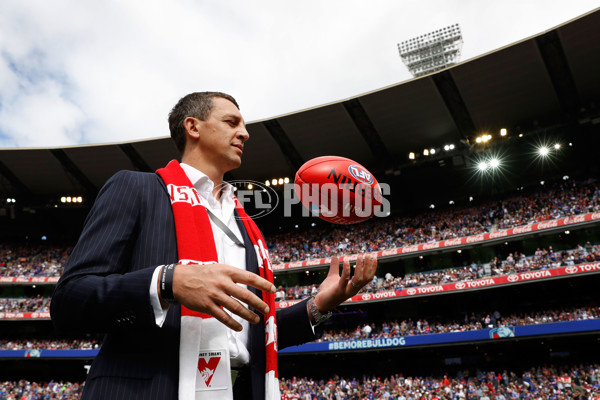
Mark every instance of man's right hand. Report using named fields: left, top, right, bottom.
left=159, top=264, right=275, bottom=331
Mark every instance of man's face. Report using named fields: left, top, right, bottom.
left=193, top=97, right=249, bottom=174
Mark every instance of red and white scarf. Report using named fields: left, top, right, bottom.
left=157, top=160, right=279, bottom=400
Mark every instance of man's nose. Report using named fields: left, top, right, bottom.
left=238, top=127, right=250, bottom=142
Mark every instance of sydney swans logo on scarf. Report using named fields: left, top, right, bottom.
left=196, top=350, right=228, bottom=390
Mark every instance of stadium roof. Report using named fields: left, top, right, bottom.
left=1, top=8, right=600, bottom=199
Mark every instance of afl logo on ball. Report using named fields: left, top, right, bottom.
left=348, top=165, right=373, bottom=184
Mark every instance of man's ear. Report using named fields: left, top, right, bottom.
left=184, top=117, right=201, bottom=140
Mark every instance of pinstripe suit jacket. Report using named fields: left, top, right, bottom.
left=51, top=170, right=316, bottom=400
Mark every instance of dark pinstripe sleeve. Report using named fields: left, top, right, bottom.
left=276, top=298, right=317, bottom=349
left=51, top=170, right=161, bottom=334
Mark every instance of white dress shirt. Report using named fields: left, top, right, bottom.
left=149, top=163, right=250, bottom=367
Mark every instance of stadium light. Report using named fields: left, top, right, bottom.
left=538, top=146, right=550, bottom=157
left=247, top=183, right=253, bottom=190
left=475, top=134, right=492, bottom=144
left=266, top=177, right=289, bottom=187
left=472, top=153, right=505, bottom=177
left=423, top=149, right=429, bottom=156
left=553, top=143, right=561, bottom=150
left=61, top=195, right=83, bottom=203
left=398, top=23, right=463, bottom=78
left=409, top=152, right=415, bottom=160
left=500, top=128, right=507, bottom=136
left=430, top=148, right=436, bottom=155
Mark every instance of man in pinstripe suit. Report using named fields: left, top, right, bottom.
left=51, top=92, right=377, bottom=399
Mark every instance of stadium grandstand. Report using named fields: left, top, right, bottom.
left=1, top=8, right=600, bottom=399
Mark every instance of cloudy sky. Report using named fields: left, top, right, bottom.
left=0, top=1, right=598, bottom=148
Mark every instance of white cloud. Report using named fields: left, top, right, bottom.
left=0, top=80, right=84, bottom=147
left=0, top=0, right=598, bottom=147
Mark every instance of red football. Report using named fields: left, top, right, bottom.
left=294, top=156, right=383, bottom=224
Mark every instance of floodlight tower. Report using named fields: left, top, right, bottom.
left=398, top=24, right=463, bottom=77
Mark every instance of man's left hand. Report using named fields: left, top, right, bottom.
left=313, top=254, right=377, bottom=312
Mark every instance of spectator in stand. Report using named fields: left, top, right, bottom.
left=267, top=178, right=599, bottom=263
left=278, top=363, right=600, bottom=399
left=0, top=296, right=51, bottom=313
left=0, top=244, right=70, bottom=277
left=0, top=380, right=83, bottom=400
left=0, top=338, right=100, bottom=350
left=316, top=305, right=600, bottom=343
left=273, top=243, right=599, bottom=301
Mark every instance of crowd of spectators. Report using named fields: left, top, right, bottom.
left=366, top=243, right=599, bottom=294
left=1, top=363, right=598, bottom=399
left=0, top=296, right=51, bottom=313
left=0, top=380, right=82, bottom=400
left=279, top=363, right=600, bottom=399
left=268, top=178, right=600, bottom=263
left=2, top=242, right=597, bottom=314
left=318, top=305, right=599, bottom=343
left=0, top=179, right=598, bottom=278
left=0, top=244, right=69, bottom=278
left=276, top=243, right=600, bottom=301
left=1, top=305, right=595, bottom=351
left=0, top=339, right=99, bottom=351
